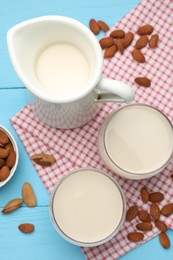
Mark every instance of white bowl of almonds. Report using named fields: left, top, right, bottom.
left=0, top=125, right=18, bottom=188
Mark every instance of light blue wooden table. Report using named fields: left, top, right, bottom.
left=0, top=0, right=172, bottom=259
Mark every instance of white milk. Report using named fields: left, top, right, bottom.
left=35, top=42, right=90, bottom=97
left=53, top=170, right=123, bottom=243
left=105, top=105, right=173, bottom=174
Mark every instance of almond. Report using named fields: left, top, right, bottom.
left=89, top=18, right=100, bottom=35
left=110, top=29, right=125, bottom=38
left=6, top=150, right=16, bottom=168
left=132, top=49, right=145, bottom=63
left=149, top=192, right=164, bottom=203
left=138, top=210, right=151, bottom=222
left=135, top=77, right=151, bottom=87
left=159, top=232, right=170, bottom=249
left=126, top=205, right=138, bottom=222
left=0, top=158, right=5, bottom=168
left=22, top=182, right=36, bottom=207
left=31, top=153, right=56, bottom=166
left=18, top=223, right=34, bottom=234
left=5, top=141, right=14, bottom=153
left=99, top=37, right=114, bottom=49
left=0, top=130, right=9, bottom=145
left=140, top=186, right=149, bottom=203
left=155, top=220, right=167, bottom=232
left=135, top=35, right=148, bottom=49
left=104, top=44, right=117, bottom=58
left=98, top=20, right=110, bottom=32
left=161, top=203, right=173, bottom=217
left=2, top=198, right=23, bottom=214
left=0, top=166, right=10, bottom=181
left=123, top=32, right=134, bottom=48
left=136, top=222, right=152, bottom=231
left=0, top=147, right=9, bottom=159
left=149, top=34, right=159, bottom=48
left=127, top=232, right=144, bottom=242
left=150, top=203, right=160, bottom=220
left=116, top=39, right=124, bottom=54
left=137, top=24, right=154, bottom=35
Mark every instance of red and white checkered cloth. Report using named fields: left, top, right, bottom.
left=11, top=0, right=173, bottom=259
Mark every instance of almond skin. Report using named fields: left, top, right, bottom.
left=132, top=49, right=145, bottom=63
left=98, top=20, right=110, bottom=32
left=0, top=130, right=9, bottom=145
left=2, top=198, right=23, bottom=214
left=6, top=150, right=16, bottom=168
left=136, top=222, right=152, bottom=231
left=137, top=24, right=154, bottom=35
left=22, top=182, right=36, bottom=207
left=0, top=148, right=10, bottom=159
left=116, top=39, right=124, bottom=54
left=155, top=220, right=167, bottom=232
left=123, top=32, right=134, bottom=48
left=0, top=158, right=5, bottom=168
left=159, top=232, right=170, bottom=249
left=31, top=153, right=56, bottom=167
left=140, top=186, right=149, bottom=203
left=18, top=223, right=34, bottom=234
left=89, top=18, right=100, bottom=35
left=149, top=192, right=164, bottom=203
left=149, top=34, right=159, bottom=48
left=5, top=141, right=14, bottom=153
left=135, top=35, right=148, bottom=49
left=99, top=37, right=114, bottom=49
left=110, top=29, right=125, bottom=38
left=150, top=203, right=160, bottom=220
left=161, top=203, right=173, bottom=217
left=138, top=210, right=151, bottom=222
left=127, top=232, right=144, bottom=242
left=135, top=77, right=151, bottom=87
left=126, top=205, right=138, bottom=222
left=104, top=44, right=117, bottom=58
left=0, top=166, right=10, bottom=181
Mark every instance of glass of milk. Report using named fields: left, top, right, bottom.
left=98, top=104, right=173, bottom=180
left=49, top=168, right=126, bottom=247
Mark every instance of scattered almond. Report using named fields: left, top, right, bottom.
left=110, top=29, right=125, bottom=38
left=31, top=153, right=56, bottom=167
left=161, top=203, right=173, bottom=217
left=159, top=232, right=170, bottom=249
left=155, top=220, right=167, bottom=232
left=18, top=223, right=34, bottom=234
left=149, top=34, right=159, bottom=48
left=2, top=198, right=23, bottom=214
left=104, top=44, right=117, bottom=58
left=136, top=222, right=152, bottom=231
left=123, top=32, right=134, bottom=48
left=132, top=49, right=145, bottom=63
left=0, top=147, right=9, bottom=159
left=6, top=150, right=16, bottom=168
left=135, top=35, right=148, bottom=49
left=98, top=20, right=110, bottom=32
left=150, top=203, right=160, bottom=220
left=0, top=130, right=9, bottom=145
left=149, top=192, right=164, bottom=203
left=89, top=18, right=100, bottom=35
left=116, top=39, right=124, bottom=54
left=127, top=232, right=144, bottom=242
left=137, top=24, right=154, bottom=35
left=140, top=186, right=149, bottom=203
left=126, top=205, right=138, bottom=222
left=0, top=166, right=10, bottom=181
left=99, top=37, right=114, bottom=49
left=135, top=77, right=151, bottom=87
left=22, top=182, right=36, bottom=207
left=138, top=210, right=151, bottom=222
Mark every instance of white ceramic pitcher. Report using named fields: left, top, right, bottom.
left=7, top=16, right=134, bottom=129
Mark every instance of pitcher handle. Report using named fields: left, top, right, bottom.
left=95, top=78, right=135, bottom=103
